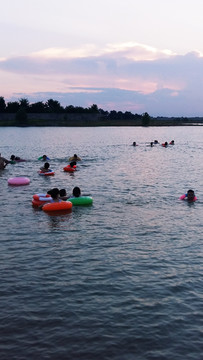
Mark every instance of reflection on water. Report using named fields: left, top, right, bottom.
left=0, top=127, right=202, bottom=360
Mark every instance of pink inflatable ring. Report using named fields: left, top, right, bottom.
left=8, top=177, right=30, bottom=186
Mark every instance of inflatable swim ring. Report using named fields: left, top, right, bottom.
left=8, top=177, right=30, bottom=186
left=32, top=193, right=52, bottom=208
left=69, top=196, right=93, bottom=206
left=42, top=201, right=72, bottom=213
left=63, top=165, right=76, bottom=173
left=38, top=156, right=50, bottom=160
left=38, top=170, right=55, bottom=176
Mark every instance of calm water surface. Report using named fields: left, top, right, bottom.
left=0, top=127, right=202, bottom=360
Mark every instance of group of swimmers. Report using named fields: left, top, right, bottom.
left=38, top=154, right=83, bottom=204
left=0, top=153, right=27, bottom=169
left=39, top=153, right=81, bottom=173
left=42, top=186, right=81, bottom=204
left=1, top=151, right=197, bottom=202
left=132, top=140, right=175, bottom=147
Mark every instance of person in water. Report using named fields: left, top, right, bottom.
left=0, top=153, right=10, bottom=169
left=72, top=186, right=81, bottom=197
left=49, top=188, right=61, bottom=202
left=59, top=189, right=69, bottom=200
left=10, top=155, right=24, bottom=162
left=39, top=188, right=61, bottom=208
left=69, top=161, right=77, bottom=168
left=69, top=154, right=81, bottom=162
left=170, top=140, right=175, bottom=145
left=40, top=162, right=50, bottom=172
left=10, top=155, right=17, bottom=164
left=132, top=142, right=138, bottom=146
left=180, top=189, right=197, bottom=202
left=38, top=155, right=50, bottom=161
left=154, top=140, right=159, bottom=144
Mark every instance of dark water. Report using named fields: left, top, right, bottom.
left=0, top=127, right=202, bottom=360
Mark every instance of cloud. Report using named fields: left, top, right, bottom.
left=1, top=42, right=203, bottom=116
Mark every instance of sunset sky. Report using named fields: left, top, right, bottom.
left=1, top=0, right=203, bottom=116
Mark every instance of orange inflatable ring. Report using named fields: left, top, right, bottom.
left=32, top=193, right=52, bottom=208
left=63, top=165, right=76, bottom=173
left=42, top=201, right=72, bottom=213
left=39, top=170, right=55, bottom=176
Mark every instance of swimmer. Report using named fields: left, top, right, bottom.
left=69, top=154, right=81, bottom=162
left=180, top=189, right=197, bottom=202
left=38, top=155, right=50, bottom=161
left=170, top=140, right=175, bottom=145
left=39, top=188, right=61, bottom=209
left=0, top=153, right=10, bottom=169
left=59, top=189, right=69, bottom=200
left=40, top=162, right=50, bottom=172
left=10, top=155, right=25, bottom=162
left=72, top=186, right=81, bottom=198
left=49, top=188, right=61, bottom=202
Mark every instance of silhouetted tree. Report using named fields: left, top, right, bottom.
left=0, top=97, right=6, bottom=112
left=30, top=101, right=46, bottom=113
left=15, top=107, right=28, bottom=125
left=19, top=98, right=30, bottom=111
left=109, top=110, right=118, bottom=119
left=46, top=99, right=63, bottom=113
left=88, top=104, right=99, bottom=113
left=6, top=101, right=20, bottom=113
left=142, top=112, right=151, bottom=126
left=64, top=105, right=76, bottom=113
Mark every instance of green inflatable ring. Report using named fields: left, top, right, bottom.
left=69, top=196, right=93, bottom=206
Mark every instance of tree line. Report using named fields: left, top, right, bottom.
left=0, top=96, right=146, bottom=121
left=1, top=96, right=197, bottom=127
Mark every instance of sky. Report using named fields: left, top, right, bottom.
left=1, top=0, right=203, bottom=117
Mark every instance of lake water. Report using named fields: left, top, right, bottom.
left=0, top=126, right=202, bottom=360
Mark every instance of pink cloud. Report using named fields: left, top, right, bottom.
left=1, top=43, right=203, bottom=116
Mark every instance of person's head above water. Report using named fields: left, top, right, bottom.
left=70, top=161, right=76, bottom=167
left=50, top=188, right=60, bottom=200
left=73, top=186, right=81, bottom=197
left=187, top=189, right=195, bottom=201
left=44, top=162, right=50, bottom=169
left=42, top=155, right=47, bottom=160
left=59, top=189, right=67, bottom=197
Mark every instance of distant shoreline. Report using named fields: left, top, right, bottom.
left=0, top=113, right=203, bottom=127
